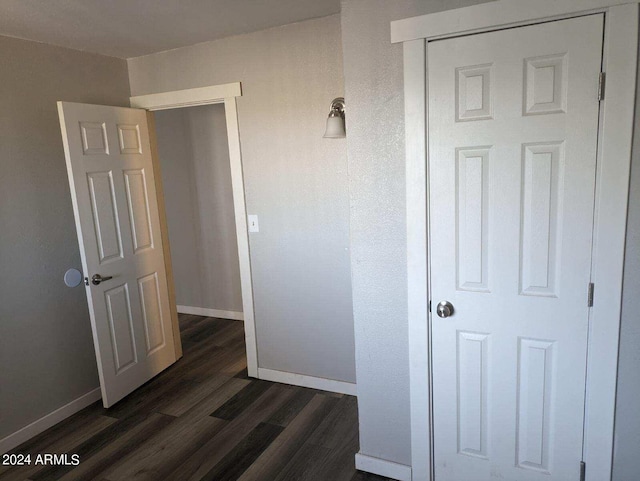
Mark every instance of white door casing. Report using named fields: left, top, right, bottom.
left=428, top=15, right=603, bottom=480
left=58, top=102, right=179, bottom=407
left=129, top=84, right=261, bottom=379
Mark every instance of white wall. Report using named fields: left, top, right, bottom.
left=128, top=14, right=355, bottom=383
left=155, top=104, right=243, bottom=314
left=0, top=35, right=130, bottom=440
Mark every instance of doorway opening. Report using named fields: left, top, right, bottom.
left=396, top=2, right=638, bottom=480
left=154, top=104, right=243, bottom=324
left=130, top=83, right=259, bottom=379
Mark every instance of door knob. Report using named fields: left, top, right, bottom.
left=89, top=274, right=113, bottom=286
left=436, top=301, right=454, bottom=318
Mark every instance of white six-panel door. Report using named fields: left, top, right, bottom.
left=428, top=15, right=603, bottom=480
left=58, top=102, right=179, bottom=407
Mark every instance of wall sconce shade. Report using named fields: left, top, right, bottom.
left=323, top=97, right=346, bottom=138
left=324, top=113, right=346, bottom=138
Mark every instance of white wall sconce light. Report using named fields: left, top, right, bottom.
left=323, top=97, right=346, bottom=138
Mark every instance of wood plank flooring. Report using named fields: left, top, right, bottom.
left=1, top=314, right=394, bottom=481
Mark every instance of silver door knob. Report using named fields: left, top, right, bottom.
left=90, top=274, right=113, bottom=285
left=436, top=301, right=454, bottom=318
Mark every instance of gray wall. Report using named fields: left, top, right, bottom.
left=341, top=0, right=640, bottom=473
left=612, top=48, right=640, bottom=481
left=128, top=14, right=355, bottom=383
left=0, top=35, right=130, bottom=440
left=154, top=104, right=243, bottom=314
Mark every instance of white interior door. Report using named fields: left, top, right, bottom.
left=428, top=15, right=603, bottom=480
left=58, top=102, right=179, bottom=407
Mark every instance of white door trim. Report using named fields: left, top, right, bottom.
left=391, top=0, right=639, bottom=43
left=130, top=83, right=259, bottom=378
left=129, top=83, right=241, bottom=110
left=398, top=3, right=638, bottom=481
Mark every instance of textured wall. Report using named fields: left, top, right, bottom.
left=128, top=15, right=355, bottom=383
left=155, top=104, right=242, bottom=314
left=339, top=0, right=496, bottom=466
left=612, top=49, right=640, bottom=481
left=0, top=35, right=130, bottom=440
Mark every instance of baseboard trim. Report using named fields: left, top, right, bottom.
left=0, top=388, right=102, bottom=455
left=355, top=453, right=412, bottom=481
left=177, top=305, right=244, bottom=321
left=257, top=368, right=357, bottom=396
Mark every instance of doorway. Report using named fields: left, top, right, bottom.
left=130, top=83, right=259, bottom=381
left=396, top=2, right=638, bottom=480
left=154, top=104, right=243, bottom=323
left=58, top=83, right=259, bottom=408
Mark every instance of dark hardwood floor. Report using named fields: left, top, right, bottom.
left=1, top=314, right=393, bottom=481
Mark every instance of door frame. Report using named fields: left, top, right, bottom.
left=130, top=82, right=259, bottom=377
left=394, top=2, right=639, bottom=480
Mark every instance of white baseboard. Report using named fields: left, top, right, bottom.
left=0, top=388, right=102, bottom=455
left=355, top=453, right=412, bottom=481
left=177, top=305, right=243, bottom=321
left=257, top=367, right=357, bottom=396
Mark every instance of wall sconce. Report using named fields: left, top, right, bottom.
left=323, top=97, right=346, bottom=138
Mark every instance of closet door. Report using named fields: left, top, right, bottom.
left=428, top=15, right=603, bottom=481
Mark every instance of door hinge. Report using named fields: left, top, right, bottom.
left=580, top=461, right=586, bottom=481
left=588, top=283, right=595, bottom=307
left=429, top=300, right=432, bottom=312
left=598, top=72, right=606, bottom=101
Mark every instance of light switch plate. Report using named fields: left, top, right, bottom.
left=248, top=214, right=259, bottom=232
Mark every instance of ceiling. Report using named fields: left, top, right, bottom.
left=0, top=0, right=341, bottom=59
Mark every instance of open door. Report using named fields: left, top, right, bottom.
left=57, top=102, right=181, bottom=407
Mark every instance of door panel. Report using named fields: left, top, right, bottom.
left=58, top=102, right=179, bottom=407
left=104, top=283, right=137, bottom=373
left=456, top=147, right=490, bottom=292
left=520, top=142, right=563, bottom=297
left=87, top=171, right=123, bottom=263
left=138, top=272, right=167, bottom=354
left=428, top=15, right=603, bottom=481
left=124, top=169, right=154, bottom=253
